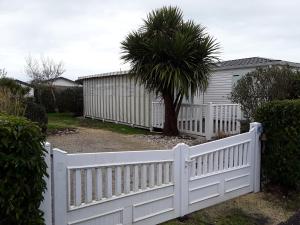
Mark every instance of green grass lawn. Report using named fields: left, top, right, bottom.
left=47, top=113, right=151, bottom=135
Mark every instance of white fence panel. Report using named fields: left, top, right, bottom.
left=186, top=130, right=255, bottom=213
left=152, top=102, right=241, bottom=140
left=52, top=149, right=180, bottom=225
left=46, top=123, right=261, bottom=225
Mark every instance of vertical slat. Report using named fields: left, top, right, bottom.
left=220, top=106, right=223, bottom=132
left=219, top=149, right=224, bottom=170
left=246, top=142, right=250, bottom=164
left=232, top=105, right=237, bottom=133
left=229, top=147, right=234, bottom=168
left=224, top=148, right=229, bottom=169
left=214, top=151, right=219, bottom=171
left=75, top=169, right=81, bottom=206
left=86, top=169, right=92, bottom=203
left=115, top=166, right=122, bottom=196
left=208, top=153, right=213, bottom=172
left=164, top=163, right=170, bottom=184
left=96, top=168, right=102, bottom=200
left=234, top=145, right=239, bottom=167
left=157, top=163, right=162, bottom=185
left=141, top=164, right=147, bottom=189
left=238, top=144, right=243, bottom=166
left=149, top=164, right=155, bottom=187
left=133, top=165, right=139, bottom=192
left=203, top=154, right=208, bottom=174
left=68, top=169, right=72, bottom=207
left=242, top=143, right=247, bottom=165
left=197, top=156, right=202, bottom=176
left=124, top=165, right=130, bottom=194
left=224, top=105, right=227, bottom=132
left=106, top=167, right=112, bottom=198
left=190, top=159, right=196, bottom=177
left=215, top=105, right=219, bottom=134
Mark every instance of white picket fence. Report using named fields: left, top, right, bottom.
left=152, top=102, right=241, bottom=140
left=41, top=122, right=262, bottom=225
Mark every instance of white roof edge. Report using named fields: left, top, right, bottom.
left=77, top=61, right=300, bottom=80
left=78, top=70, right=130, bottom=80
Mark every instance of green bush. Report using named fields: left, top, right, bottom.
left=255, top=99, right=300, bottom=190
left=35, top=86, right=83, bottom=115
left=34, top=86, right=56, bottom=113
left=0, top=114, right=47, bottom=225
left=56, top=87, right=83, bottom=115
left=24, top=98, right=48, bottom=133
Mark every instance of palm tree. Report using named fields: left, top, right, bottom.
left=121, top=6, right=219, bottom=135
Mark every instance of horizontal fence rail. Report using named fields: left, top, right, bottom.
left=42, top=123, right=262, bottom=225
left=152, top=102, right=241, bottom=140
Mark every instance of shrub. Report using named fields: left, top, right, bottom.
left=56, top=87, right=83, bottom=115
left=0, top=77, right=30, bottom=96
left=35, top=86, right=83, bottom=115
left=255, top=99, right=300, bottom=190
left=0, top=87, right=26, bottom=116
left=0, top=114, right=47, bottom=225
left=34, top=85, right=56, bottom=113
left=231, top=66, right=300, bottom=120
left=24, top=98, right=48, bottom=133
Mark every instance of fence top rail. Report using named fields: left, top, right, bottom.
left=189, top=128, right=254, bottom=157
left=152, top=101, right=240, bottom=107
left=211, top=103, right=240, bottom=106
left=152, top=102, right=207, bottom=107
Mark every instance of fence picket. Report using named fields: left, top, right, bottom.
left=75, top=169, right=81, bottom=206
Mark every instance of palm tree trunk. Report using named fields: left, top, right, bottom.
left=163, top=93, right=179, bottom=136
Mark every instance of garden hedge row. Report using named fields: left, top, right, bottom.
left=35, top=86, right=83, bottom=115
left=255, top=99, right=300, bottom=190
left=0, top=114, right=47, bottom=225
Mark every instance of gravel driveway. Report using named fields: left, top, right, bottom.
left=47, top=127, right=205, bottom=153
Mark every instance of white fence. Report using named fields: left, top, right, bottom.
left=41, top=123, right=261, bottom=225
left=152, top=102, right=241, bottom=140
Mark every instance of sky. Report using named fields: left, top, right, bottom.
left=1, top=0, right=300, bottom=81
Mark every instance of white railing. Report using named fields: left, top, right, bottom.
left=152, top=102, right=241, bottom=139
left=41, top=123, right=262, bottom=225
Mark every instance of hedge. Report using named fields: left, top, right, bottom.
left=0, top=114, right=47, bottom=225
left=24, top=98, right=48, bottom=133
left=255, top=99, right=300, bottom=190
left=35, top=86, right=83, bottom=114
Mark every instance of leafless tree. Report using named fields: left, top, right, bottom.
left=25, top=56, right=65, bottom=112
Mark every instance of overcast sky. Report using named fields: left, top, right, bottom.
left=1, top=0, right=299, bottom=81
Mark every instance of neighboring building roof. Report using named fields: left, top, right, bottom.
left=216, top=57, right=300, bottom=70
left=47, top=77, right=79, bottom=84
left=77, top=57, right=300, bottom=81
left=14, top=79, right=33, bottom=87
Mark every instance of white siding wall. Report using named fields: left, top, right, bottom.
left=53, top=78, right=80, bottom=87
left=83, top=75, right=153, bottom=128
left=194, top=68, right=255, bottom=104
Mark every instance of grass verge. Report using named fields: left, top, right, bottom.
left=47, top=113, right=151, bottom=135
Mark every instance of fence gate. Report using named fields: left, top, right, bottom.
left=180, top=125, right=259, bottom=215
left=42, top=123, right=261, bottom=225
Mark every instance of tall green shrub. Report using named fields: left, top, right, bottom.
left=255, top=100, right=300, bottom=190
left=0, top=114, right=47, bottom=225
left=24, top=98, right=48, bottom=133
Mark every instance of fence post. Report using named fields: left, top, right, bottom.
left=53, top=148, right=68, bottom=225
left=205, top=102, right=213, bottom=140
left=173, top=143, right=190, bottom=217
left=40, top=142, right=52, bottom=225
left=250, top=122, right=262, bottom=193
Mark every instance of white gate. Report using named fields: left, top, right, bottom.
left=42, top=123, right=261, bottom=225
